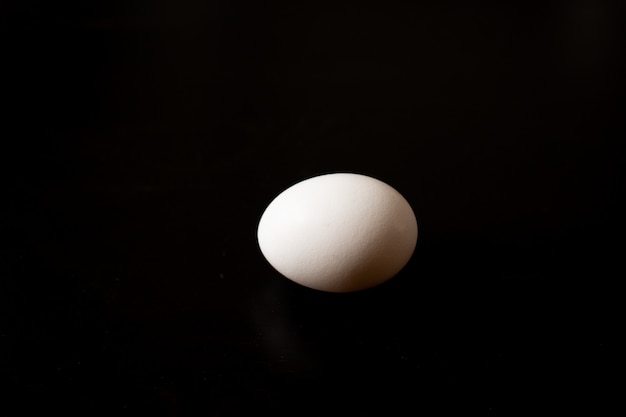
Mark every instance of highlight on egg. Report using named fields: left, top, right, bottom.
left=257, top=173, right=418, bottom=292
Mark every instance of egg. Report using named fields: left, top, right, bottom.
left=257, top=173, right=418, bottom=292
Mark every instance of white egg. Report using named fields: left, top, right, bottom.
left=257, top=173, right=418, bottom=292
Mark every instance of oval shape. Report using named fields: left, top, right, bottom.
left=257, top=173, right=418, bottom=292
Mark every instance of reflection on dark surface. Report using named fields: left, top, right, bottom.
left=1, top=0, right=622, bottom=415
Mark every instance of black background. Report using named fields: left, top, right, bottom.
left=1, top=1, right=624, bottom=415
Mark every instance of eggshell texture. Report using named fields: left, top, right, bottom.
left=257, top=173, right=418, bottom=292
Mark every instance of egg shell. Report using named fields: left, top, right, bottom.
left=257, top=173, right=418, bottom=292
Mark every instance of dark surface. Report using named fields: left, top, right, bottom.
left=1, top=1, right=623, bottom=415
